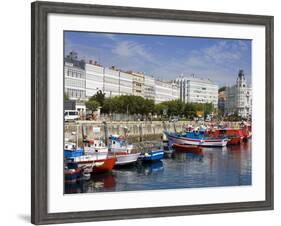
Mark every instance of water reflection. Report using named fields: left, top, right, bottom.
left=64, top=180, right=89, bottom=194
left=65, top=140, right=252, bottom=194
left=172, top=151, right=204, bottom=162
left=138, top=161, right=164, bottom=175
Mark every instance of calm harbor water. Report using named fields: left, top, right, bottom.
left=65, top=140, right=252, bottom=194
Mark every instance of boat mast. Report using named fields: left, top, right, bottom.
left=76, top=123, right=78, bottom=148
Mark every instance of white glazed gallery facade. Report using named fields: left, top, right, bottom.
left=176, top=76, right=218, bottom=106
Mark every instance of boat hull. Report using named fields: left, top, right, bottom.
left=64, top=149, right=84, bottom=158
left=173, top=143, right=202, bottom=153
left=66, top=161, right=94, bottom=173
left=227, top=136, right=243, bottom=145
left=92, top=157, right=116, bottom=173
left=241, top=126, right=252, bottom=141
left=112, top=153, right=141, bottom=166
left=165, top=132, right=228, bottom=147
left=210, top=129, right=244, bottom=145
left=64, top=169, right=81, bottom=183
left=140, top=149, right=164, bottom=161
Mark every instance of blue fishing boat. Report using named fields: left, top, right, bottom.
left=64, top=142, right=84, bottom=158
left=64, top=167, right=81, bottom=183
left=139, top=149, right=164, bottom=161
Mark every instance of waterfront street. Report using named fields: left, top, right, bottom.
left=65, top=139, right=251, bottom=194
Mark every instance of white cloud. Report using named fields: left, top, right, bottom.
left=182, top=40, right=248, bottom=72
left=201, top=41, right=241, bottom=63
left=112, top=41, right=153, bottom=61
left=64, top=33, right=251, bottom=86
left=158, top=40, right=252, bottom=86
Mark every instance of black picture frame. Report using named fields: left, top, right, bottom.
left=31, top=1, right=274, bottom=225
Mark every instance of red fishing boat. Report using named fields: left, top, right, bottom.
left=173, top=143, right=203, bottom=153
left=241, top=126, right=252, bottom=141
left=209, top=128, right=244, bottom=145
left=92, top=157, right=117, bottom=173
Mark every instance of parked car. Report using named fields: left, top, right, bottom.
left=64, top=110, right=79, bottom=121
left=169, top=116, right=179, bottom=122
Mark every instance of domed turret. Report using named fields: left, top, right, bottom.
left=238, top=69, right=245, bottom=79
left=236, top=69, right=246, bottom=88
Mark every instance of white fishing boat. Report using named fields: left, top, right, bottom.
left=108, top=135, right=133, bottom=153
left=108, top=135, right=140, bottom=166
left=112, top=152, right=141, bottom=166
left=83, top=138, right=109, bottom=160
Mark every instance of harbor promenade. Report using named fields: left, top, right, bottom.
left=65, top=120, right=242, bottom=144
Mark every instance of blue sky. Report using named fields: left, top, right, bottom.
left=64, top=31, right=252, bottom=87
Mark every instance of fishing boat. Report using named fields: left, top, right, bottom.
left=110, top=152, right=140, bottom=166
left=66, top=160, right=95, bottom=174
left=139, top=149, right=164, bottom=161
left=139, top=141, right=165, bottom=161
left=64, top=126, right=117, bottom=173
left=108, top=135, right=133, bottom=153
left=64, top=167, right=81, bottom=183
left=108, top=135, right=140, bottom=166
left=65, top=141, right=116, bottom=173
left=241, top=126, right=252, bottom=141
left=64, top=143, right=84, bottom=158
left=173, top=143, right=203, bottom=153
left=82, top=126, right=109, bottom=160
left=164, top=130, right=229, bottom=147
left=67, top=162, right=91, bottom=181
left=66, top=154, right=117, bottom=174
left=92, top=157, right=117, bottom=173
left=83, top=138, right=109, bottom=160
left=64, top=143, right=96, bottom=172
left=209, top=128, right=244, bottom=145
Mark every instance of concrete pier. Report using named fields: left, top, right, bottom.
left=64, top=120, right=242, bottom=145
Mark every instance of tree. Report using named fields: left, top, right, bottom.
left=85, top=99, right=99, bottom=113
left=170, top=99, right=185, bottom=117
left=154, top=103, right=168, bottom=116
left=102, top=97, right=121, bottom=114
left=143, top=99, right=155, bottom=115
left=184, top=103, right=197, bottom=119
left=89, top=90, right=106, bottom=107
left=203, top=103, right=214, bottom=116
